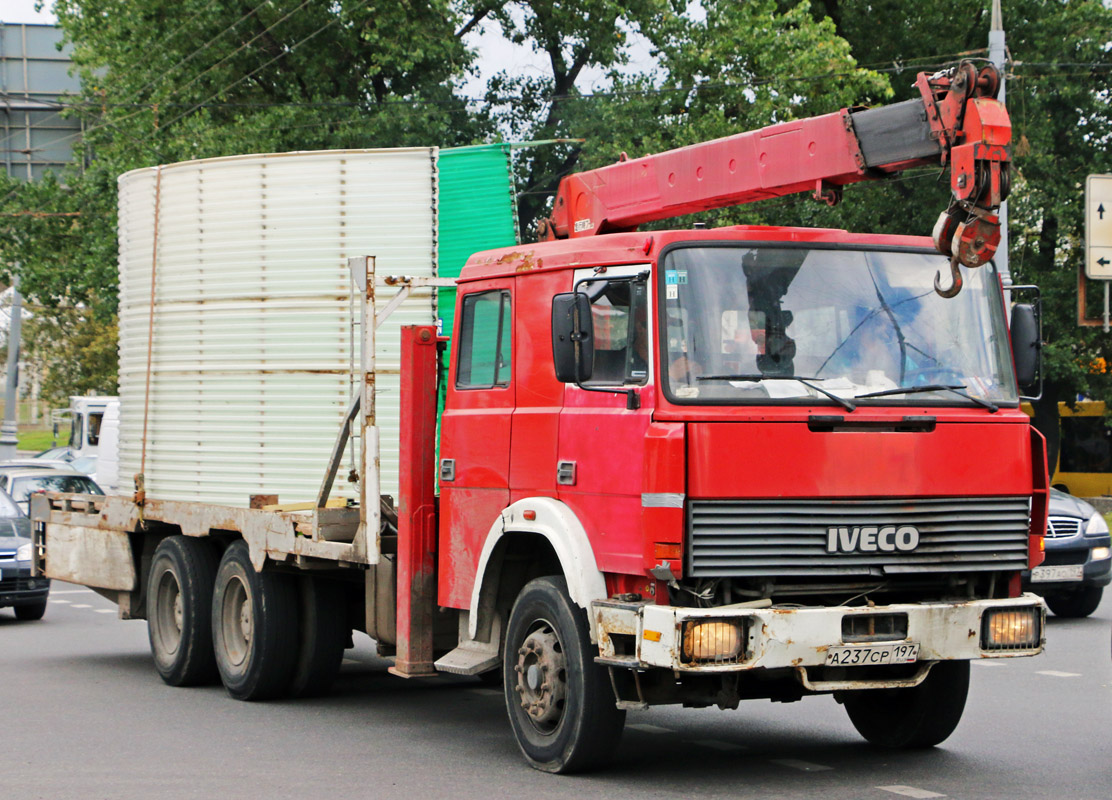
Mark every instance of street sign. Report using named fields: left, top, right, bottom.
left=1086, top=174, right=1112, bottom=279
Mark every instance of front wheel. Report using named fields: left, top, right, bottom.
left=841, top=660, right=969, bottom=749
left=1045, top=586, right=1103, bottom=618
left=503, top=576, right=625, bottom=773
left=14, top=598, right=47, bottom=621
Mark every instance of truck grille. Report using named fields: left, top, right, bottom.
left=1045, top=516, right=1082, bottom=539
left=687, top=497, right=1030, bottom=578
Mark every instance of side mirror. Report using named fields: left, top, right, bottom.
left=552, top=292, right=594, bottom=383
left=1010, top=303, right=1040, bottom=392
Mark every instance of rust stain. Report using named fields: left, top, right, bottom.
left=969, top=628, right=977, bottom=638
left=791, top=657, right=802, bottom=666
left=493, top=250, right=545, bottom=272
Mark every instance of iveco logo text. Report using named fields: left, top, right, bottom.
left=826, top=525, right=920, bottom=553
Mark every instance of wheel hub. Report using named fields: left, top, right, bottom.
left=172, top=593, right=183, bottom=632
left=514, top=626, right=567, bottom=730
left=239, top=601, right=252, bottom=643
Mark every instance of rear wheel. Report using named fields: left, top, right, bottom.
left=147, top=536, right=219, bottom=685
left=503, top=576, right=625, bottom=773
left=289, top=576, right=348, bottom=698
left=14, top=599, right=47, bottom=621
left=841, top=660, right=969, bottom=748
left=1045, top=586, right=1103, bottom=618
left=211, top=540, right=298, bottom=700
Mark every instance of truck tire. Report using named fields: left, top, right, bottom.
left=503, top=576, right=625, bottom=773
left=1045, top=586, right=1103, bottom=618
left=147, top=536, right=219, bottom=686
left=289, top=575, right=347, bottom=698
left=211, top=540, right=298, bottom=701
left=14, top=599, right=48, bottom=621
left=841, top=660, right=969, bottom=749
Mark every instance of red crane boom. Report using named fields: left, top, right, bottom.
left=540, top=61, right=1010, bottom=297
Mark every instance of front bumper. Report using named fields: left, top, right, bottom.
left=593, top=593, right=1046, bottom=673
left=0, top=567, right=50, bottom=607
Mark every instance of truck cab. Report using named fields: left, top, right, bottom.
left=437, top=225, right=1047, bottom=770
left=64, top=396, right=118, bottom=459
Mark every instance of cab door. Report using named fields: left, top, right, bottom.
left=556, top=266, right=653, bottom=576
left=438, top=280, right=514, bottom=609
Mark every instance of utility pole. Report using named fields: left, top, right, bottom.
left=989, top=0, right=1010, bottom=286
left=0, top=271, right=22, bottom=460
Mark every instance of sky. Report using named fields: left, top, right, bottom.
left=1, top=0, right=53, bottom=24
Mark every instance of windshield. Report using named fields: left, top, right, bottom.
left=660, top=245, right=1017, bottom=406
left=10, top=474, right=104, bottom=504
left=0, top=487, right=23, bottom=522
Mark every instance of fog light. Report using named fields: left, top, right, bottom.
left=1090, top=546, right=1111, bottom=561
left=981, top=608, right=1041, bottom=650
left=681, top=619, right=745, bottom=663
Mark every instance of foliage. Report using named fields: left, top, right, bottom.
left=492, top=0, right=892, bottom=235
left=23, top=309, right=119, bottom=407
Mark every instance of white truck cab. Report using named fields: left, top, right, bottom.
left=66, top=396, right=118, bottom=458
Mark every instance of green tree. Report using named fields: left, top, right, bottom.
left=494, top=0, right=892, bottom=236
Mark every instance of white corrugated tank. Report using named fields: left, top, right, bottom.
left=117, top=149, right=438, bottom=506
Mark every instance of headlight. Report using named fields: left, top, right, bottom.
left=681, top=619, right=746, bottom=663
left=1084, top=512, right=1109, bottom=536
left=17, top=542, right=33, bottom=561
left=981, top=608, right=1042, bottom=650
left=1091, top=546, right=1111, bottom=561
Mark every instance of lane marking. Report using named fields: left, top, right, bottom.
left=48, top=589, right=94, bottom=595
left=692, top=739, right=746, bottom=752
left=878, top=786, right=945, bottom=798
left=770, top=758, right=832, bottom=772
left=94, top=608, right=115, bottom=614
left=627, top=723, right=673, bottom=735
left=971, top=660, right=1003, bottom=667
left=71, top=604, right=92, bottom=609
left=49, top=598, right=71, bottom=604
left=1036, top=670, right=1081, bottom=678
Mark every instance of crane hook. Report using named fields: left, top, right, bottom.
left=934, top=253, right=963, bottom=298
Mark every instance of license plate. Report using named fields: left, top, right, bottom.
left=1031, top=565, right=1084, bottom=583
left=825, top=642, right=920, bottom=667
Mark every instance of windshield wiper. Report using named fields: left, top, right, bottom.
left=855, top=383, right=998, bottom=412
left=697, top=373, right=856, bottom=412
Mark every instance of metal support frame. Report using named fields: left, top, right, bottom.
left=390, top=324, right=441, bottom=678
left=317, top=258, right=456, bottom=562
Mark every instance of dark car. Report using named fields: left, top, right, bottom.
left=0, top=486, right=50, bottom=621
left=1023, top=488, right=1112, bottom=618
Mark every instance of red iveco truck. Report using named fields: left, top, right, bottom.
left=33, top=60, right=1048, bottom=773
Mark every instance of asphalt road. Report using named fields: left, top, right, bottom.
left=3, top=584, right=1110, bottom=800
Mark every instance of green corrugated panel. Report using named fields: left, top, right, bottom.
left=437, top=144, right=519, bottom=344
left=434, top=144, right=518, bottom=454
